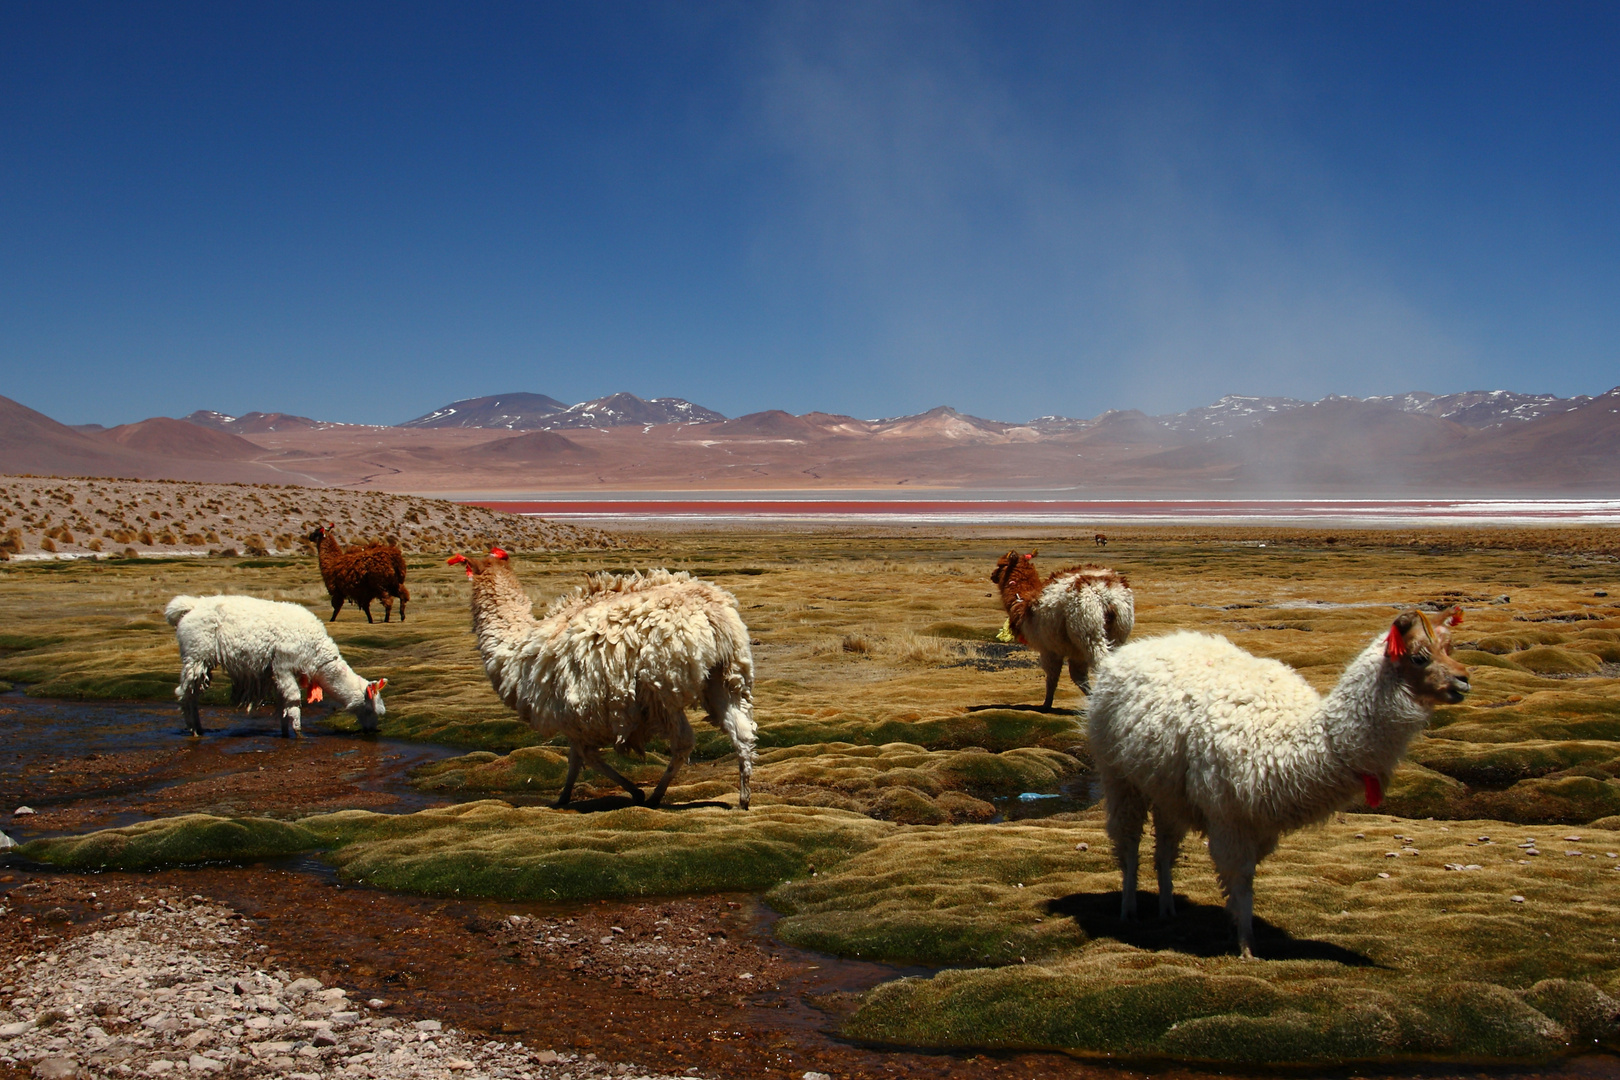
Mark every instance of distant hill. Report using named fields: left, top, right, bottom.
left=399, top=393, right=568, bottom=429
left=182, top=410, right=327, bottom=434
left=541, top=393, right=725, bottom=429
left=99, top=417, right=267, bottom=460
left=0, top=395, right=287, bottom=484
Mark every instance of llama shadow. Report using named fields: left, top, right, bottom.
left=965, top=703, right=1079, bottom=716
left=558, top=795, right=733, bottom=814
left=1045, top=891, right=1380, bottom=966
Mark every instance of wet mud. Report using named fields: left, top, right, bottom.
left=1, top=694, right=454, bottom=836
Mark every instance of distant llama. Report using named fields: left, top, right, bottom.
left=989, top=550, right=1134, bottom=708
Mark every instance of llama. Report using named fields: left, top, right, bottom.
left=989, top=550, right=1135, bottom=708
left=308, top=524, right=408, bottom=623
left=165, top=594, right=387, bottom=737
left=449, top=548, right=757, bottom=809
left=1094, top=533, right=1108, bottom=547
left=1087, top=607, right=1470, bottom=958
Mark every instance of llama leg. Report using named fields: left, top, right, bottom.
left=274, top=671, right=303, bottom=738
left=1151, top=811, right=1188, bottom=918
left=1067, top=657, right=1091, bottom=696
left=1039, top=651, right=1064, bottom=709
left=1207, top=827, right=1262, bottom=959
left=361, top=600, right=374, bottom=624
left=646, top=716, right=695, bottom=808
left=580, top=746, right=645, bottom=805
left=707, top=672, right=758, bottom=810
left=177, top=661, right=210, bottom=736
left=329, top=594, right=344, bottom=622
left=381, top=596, right=393, bottom=623
left=557, top=744, right=584, bottom=807
left=397, top=591, right=407, bottom=623
left=1102, top=774, right=1149, bottom=919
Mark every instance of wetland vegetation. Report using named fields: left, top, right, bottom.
left=4, top=524, right=1619, bottom=1064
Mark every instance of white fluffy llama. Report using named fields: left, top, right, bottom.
left=166, top=594, right=388, bottom=737
left=449, top=548, right=758, bottom=808
left=1087, top=606, right=1469, bottom=958
left=990, top=550, right=1135, bottom=707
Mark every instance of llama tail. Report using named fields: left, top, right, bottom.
left=165, top=595, right=202, bottom=627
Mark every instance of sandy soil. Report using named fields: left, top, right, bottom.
left=0, top=477, right=627, bottom=561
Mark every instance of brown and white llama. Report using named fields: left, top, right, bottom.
left=990, top=550, right=1135, bottom=708
left=449, top=547, right=757, bottom=809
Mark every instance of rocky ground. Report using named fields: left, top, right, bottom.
left=0, top=879, right=721, bottom=1080
left=0, top=477, right=627, bottom=561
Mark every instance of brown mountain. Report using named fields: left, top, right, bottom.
left=99, top=417, right=266, bottom=460
left=0, top=396, right=288, bottom=484
left=0, top=395, right=149, bottom=477
left=183, top=410, right=325, bottom=433
left=468, top=430, right=597, bottom=462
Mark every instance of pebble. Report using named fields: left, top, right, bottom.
left=13, top=807, right=36, bottom=817
left=1511, top=895, right=1526, bottom=903
left=0, top=896, right=704, bottom=1080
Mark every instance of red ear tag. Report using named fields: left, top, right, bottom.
left=1384, top=625, right=1407, bottom=662
left=1361, top=773, right=1383, bottom=809
left=490, top=547, right=508, bottom=560
left=1445, top=608, right=1464, bottom=627
left=307, top=685, right=323, bottom=704
left=447, top=554, right=466, bottom=565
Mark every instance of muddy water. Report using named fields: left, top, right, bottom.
left=3, top=694, right=1618, bottom=1080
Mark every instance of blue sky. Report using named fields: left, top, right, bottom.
left=2, top=2, right=1616, bottom=426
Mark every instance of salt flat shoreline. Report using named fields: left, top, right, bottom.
left=466, top=498, right=1620, bottom=528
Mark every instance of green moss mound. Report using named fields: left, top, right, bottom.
left=843, top=954, right=1591, bottom=1061
left=301, top=801, right=890, bottom=901
left=698, top=709, right=1083, bottom=759
left=19, top=814, right=318, bottom=870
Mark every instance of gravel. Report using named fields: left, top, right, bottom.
left=0, top=896, right=708, bottom=1080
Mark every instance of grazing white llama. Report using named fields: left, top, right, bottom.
left=989, top=550, right=1135, bottom=708
left=166, top=594, right=387, bottom=737
left=449, top=548, right=758, bottom=808
left=1087, top=606, right=1469, bottom=957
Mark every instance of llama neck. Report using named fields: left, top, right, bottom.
left=1315, top=635, right=1434, bottom=782
left=998, top=564, right=1044, bottom=632
left=317, top=534, right=343, bottom=569
left=468, top=570, right=539, bottom=689
left=314, top=657, right=369, bottom=708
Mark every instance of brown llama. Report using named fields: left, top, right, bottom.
left=990, top=549, right=1135, bottom=708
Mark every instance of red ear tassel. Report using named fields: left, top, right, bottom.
left=490, top=547, right=508, bottom=560
left=447, top=554, right=466, bottom=565
left=1445, top=607, right=1463, bottom=627
left=1384, top=624, right=1407, bottom=662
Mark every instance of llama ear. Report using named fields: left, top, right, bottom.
left=366, top=678, right=386, bottom=700
left=1026, top=549, right=1038, bottom=560
left=1443, top=605, right=1463, bottom=628
left=1385, top=613, right=1419, bottom=661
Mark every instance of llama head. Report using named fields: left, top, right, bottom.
left=989, top=549, right=1038, bottom=587
left=306, top=524, right=327, bottom=544
left=353, top=677, right=387, bottom=732
left=1385, top=606, right=1469, bottom=705
left=447, top=548, right=514, bottom=581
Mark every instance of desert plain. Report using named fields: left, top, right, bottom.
left=3, top=502, right=1620, bottom=1078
